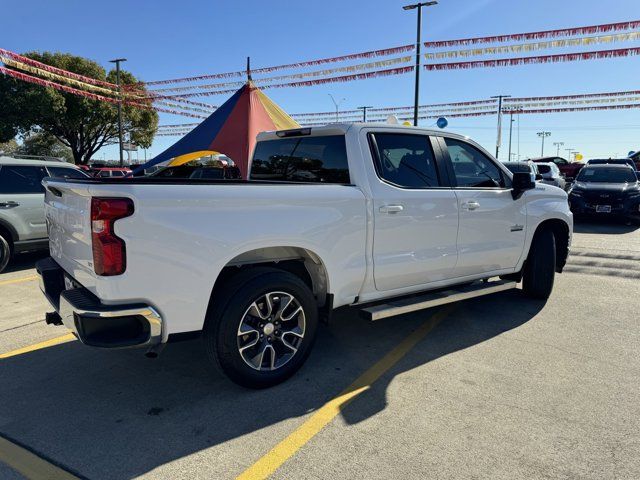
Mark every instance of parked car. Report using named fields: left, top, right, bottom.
left=568, top=164, right=640, bottom=222
left=37, top=124, right=572, bottom=388
left=586, top=158, right=637, bottom=170
left=627, top=151, right=640, bottom=170
left=0, top=157, right=90, bottom=272
left=502, top=161, right=542, bottom=183
left=536, top=163, right=566, bottom=190
left=531, top=156, right=584, bottom=181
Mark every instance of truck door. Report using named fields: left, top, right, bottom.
left=367, top=132, right=459, bottom=291
left=437, top=137, right=527, bottom=277
left=0, top=165, right=48, bottom=241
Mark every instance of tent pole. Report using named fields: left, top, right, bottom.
left=246, top=56, right=252, bottom=81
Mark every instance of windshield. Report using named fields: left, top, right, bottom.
left=503, top=163, right=529, bottom=174
left=537, top=164, right=551, bottom=174
left=576, top=167, right=637, bottom=183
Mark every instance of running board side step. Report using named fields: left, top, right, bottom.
left=361, top=280, right=517, bottom=321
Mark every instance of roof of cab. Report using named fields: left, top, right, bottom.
left=257, top=122, right=472, bottom=142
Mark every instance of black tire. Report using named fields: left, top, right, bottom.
left=203, top=267, right=318, bottom=389
left=0, top=233, right=12, bottom=273
left=522, top=228, right=556, bottom=299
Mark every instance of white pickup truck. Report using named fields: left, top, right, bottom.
left=37, top=123, right=572, bottom=388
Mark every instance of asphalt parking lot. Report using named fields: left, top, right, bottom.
left=1, top=220, right=639, bottom=480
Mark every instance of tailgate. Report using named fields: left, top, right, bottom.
left=43, top=179, right=97, bottom=289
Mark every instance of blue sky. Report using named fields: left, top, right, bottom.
left=3, top=0, right=640, bottom=161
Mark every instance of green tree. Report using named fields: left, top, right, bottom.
left=18, top=132, right=74, bottom=162
left=0, top=52, right=158, bottom=164
left=0, top=138, right=18, bottom=155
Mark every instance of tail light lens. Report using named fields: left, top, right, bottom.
left=91, top=197, right=134, bottom=276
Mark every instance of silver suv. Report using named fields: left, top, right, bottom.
left=0, top=157, right=89, bottom=272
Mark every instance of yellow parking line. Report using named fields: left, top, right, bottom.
left=0, top=334, right=76, bottom=359
left=0, top=275, right=39, bottom=287
left=0, top=435, right=80, bottom=479
left=236, top=306, right=454, bottom=480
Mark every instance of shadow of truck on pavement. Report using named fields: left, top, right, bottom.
left=0, top=290, right=544, bottom=479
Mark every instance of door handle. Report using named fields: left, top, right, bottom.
left=462, top=201, right=480, bottom=211
left=0, top=201, right=19, bottom=208
left=379, top=204, right=404, bottom=214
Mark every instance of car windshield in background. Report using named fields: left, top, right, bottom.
left=503, top=163, right=531, bottom=174
left=537, top=164, right=552, bottom=174
left=250, top=135, right=350, bottom=183
left=47, top=167, right=90, bottom=179
left=577, top=167, right=637, bottom=183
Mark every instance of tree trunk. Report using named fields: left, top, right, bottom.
left=71, top=148, right=84, bottom=165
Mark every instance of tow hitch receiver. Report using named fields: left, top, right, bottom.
left=45, top=311, right=63, bottom=326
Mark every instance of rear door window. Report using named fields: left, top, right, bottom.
left=0, top=165, right=47, bottom=194
left=251, top=135, right=350, bottom=183
left=370, top=133, right=441, bottom=188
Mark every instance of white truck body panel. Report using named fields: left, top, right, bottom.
left=42, top=123, right=572, bottom=342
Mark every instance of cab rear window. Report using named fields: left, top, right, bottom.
left=250, top=135, right=350, bottom=184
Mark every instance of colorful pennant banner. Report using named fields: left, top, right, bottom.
left=424, top=20, right=640, bottom=48
left=425, top=31, right=640, bottom=60
left=425, top=47, right=640, bottom=70
left=0, top=55, right=119, bottom=96
left=508, top=89, right=640, bottom=103
left=164, top=66, right=415, bottom=99
left=0, top=48, right=118, bottom=89
left=0, top=66, right=207, bottom=119
left=0, top=51, right=217, bottom=114
left=517, top=103, right=640, bottom=115
left=148, top=56, right=413, bottom=93
left=144, top=45, right=415, bottom=85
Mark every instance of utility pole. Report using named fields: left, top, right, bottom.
left=565, top=148, right=575, bottom=162
left=109, top=58, right=127, bottom=167
left=491, top=94, right=511, bottom=159
left=358, top=106, right=373, bottom=123
left=537, top=131, right=551, bottom=156
left=553, top=141, right=565, bottom=157
left=328, top=94, right=346, bottom=123
left=403, top=1, right=438, bottom=126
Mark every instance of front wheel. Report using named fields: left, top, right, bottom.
left=522, top=228, right=556, bottom=300
left=203, top=267, right=318, bottom=388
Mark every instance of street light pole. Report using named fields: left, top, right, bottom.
left=507, top=111, right=515, bottom=162
left=328, top=94, right=346, bottom=123
left=553, top=141, right=565, bottom=157
left=507, top=105, right=523, bottom=162
left=403, top=1, right=437, bottom=127
left=357, top=106, right=373, bottom=123
left=537, top=131, right=551, bottom=156
left=491, top=94, right=511, bottom=159
left=109, top=58, right=127, bottom=167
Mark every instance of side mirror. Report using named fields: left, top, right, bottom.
left=512, top=172, right=535, bottom=200
left=535, top=173, right=543, bottom=181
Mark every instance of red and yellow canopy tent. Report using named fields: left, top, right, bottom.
left=139, top=80, right=299, bottom=178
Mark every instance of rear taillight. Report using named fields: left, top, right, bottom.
left=91, top=197, right=134, bottom=276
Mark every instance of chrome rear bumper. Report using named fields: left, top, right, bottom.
left=36, top=257, right=163, bottom=349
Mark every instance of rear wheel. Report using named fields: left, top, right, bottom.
left=0, top=233, right=12, bottom=273
left=203, top=267, right=318, bottom=389
left=522, top=228, right=556, bottom=299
